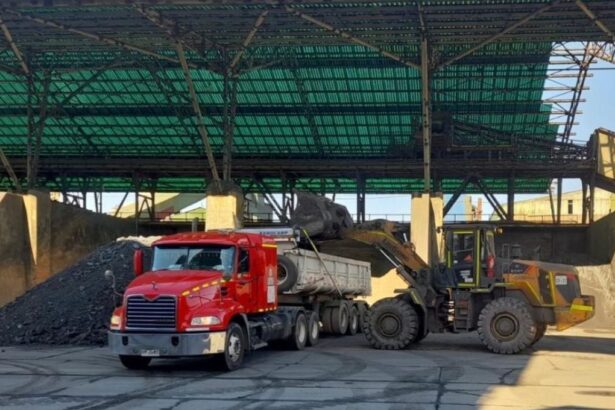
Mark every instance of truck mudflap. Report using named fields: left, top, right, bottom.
left=108, top=331, right=226, bottom=357
left=554, top=295, right=595, bottom=331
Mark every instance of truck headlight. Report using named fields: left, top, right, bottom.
left=191, top=316, right=221, bottom=326
left=110, top=314, right=121, bottom=328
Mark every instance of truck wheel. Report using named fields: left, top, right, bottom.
left=307, top=311, right=320, bottom=346
left=219, top=322, right=246, bottom=371
left=347, top=305, right=359, bottom=335
left=478, top=297, right=537, bottom=354
left=119, top=355, right=151, bottom=370
left=331, top=303, right=349, bottom=335
left=321, top=307, right=333, bottom=334
left=362, top=298, right=418, bottom=350
left=289, top=313, right=308, bottom=350
left=531, top=323, right=547, bottom=345
left=277, top=255, right=298, bottom=292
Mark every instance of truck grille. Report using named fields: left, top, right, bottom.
left=126, top=295, right=177, bottom=331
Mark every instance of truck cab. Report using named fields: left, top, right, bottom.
left=108, top=231, right=306, bottom=371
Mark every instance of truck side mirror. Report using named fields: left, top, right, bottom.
left=133, top=249, right=144, bottom=276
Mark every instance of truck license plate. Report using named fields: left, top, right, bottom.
left=140, top=349, right=160, bottom=357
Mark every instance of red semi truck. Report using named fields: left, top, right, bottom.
left=108, top=228, right=370, bottom=370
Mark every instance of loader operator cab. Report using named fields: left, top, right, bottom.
left=444, top=225, right=498, bottom=288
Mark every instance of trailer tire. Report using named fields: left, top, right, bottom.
left=119, top=355, right=151, bottom=370
left=277, top=255, right=298, bottom=292
left=288, top=312, right=308, bottom=350
left=478, top=297, right=537, bottom=354
left=347, top=305, right=359, bottom=335
left=362, top=297, right=418, bottom=350
left=307, top=311, right=320, bottom=346
left=217, top=322, right=246, bottom=371
left=331, top=303, right=349, bottom=335
left=531, top=323, right=547, bottom=345
left=321, top=307, right=333, bottom=334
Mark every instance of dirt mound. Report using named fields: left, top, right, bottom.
left=0, top=240, right=150, bottom=346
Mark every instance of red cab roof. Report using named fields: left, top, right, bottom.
left=152, top=231, right=274, bottom=248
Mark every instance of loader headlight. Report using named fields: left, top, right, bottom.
left=190, top=316, right=221, bottom=326
left=110, top=314, right=121, bottom=329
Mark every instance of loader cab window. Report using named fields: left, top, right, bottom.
left=452, top=232, right=475, bottom=264
left=449, top=231, right=477, bottom=285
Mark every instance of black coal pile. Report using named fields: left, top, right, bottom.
left=0, top=240, right=150, bottom=346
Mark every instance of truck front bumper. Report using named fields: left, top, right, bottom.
left=108, top=331, right=226, bottom=357
left=554, top=295, right=595, bottom=331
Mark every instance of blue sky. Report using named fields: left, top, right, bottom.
left=94, top=57, right=615, bottom=220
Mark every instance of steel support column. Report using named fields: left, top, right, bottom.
left=0, top=16, right=30, bottom=76
left=0, top=146, right=22, bottom=191
left=443, top=175, right=472, bottom=216
left=507, top=176, right=515, bottom=221
left=556, top=178, right=563, bottom=224
left=176, top=42, right=221, bottom=190
left=582, top=179, right=588, bottom=224
left=474, top=177, right=508, bottom=221
left=222, top=72, right=238, bottom=181
left=357, top=175, right=366, bottom=224
left=420, top=35, right=432, bottom=193
left=589, top=172, right=596, bottom=223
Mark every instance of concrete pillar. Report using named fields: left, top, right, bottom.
left=22, top=190, right=52, bottom=286
left=411, top=192, right=444, bottom=266
left=205, top=181, right=244, bottom=231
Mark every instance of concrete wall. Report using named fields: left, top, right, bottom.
left=495, top=225, right=590, bottom=265
left=587, top=212, right=615, bottom=264
left=0, top=191, right=143, bottom=307
left=0, top=193, right=32, bottom=306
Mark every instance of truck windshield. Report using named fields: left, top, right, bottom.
left=152, top=245, right=236, bottom=274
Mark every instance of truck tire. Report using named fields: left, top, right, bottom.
left=362, top=297, right=418, bottom=350
left=307, top=311, right=320, bottom=346
left=119, top=355, right=151, bottom=370
left=478, top=297, right=537, bottom=354
left=347, top=305, right=359, bottom=335
left=321, top=307, right=333, bottom=334
left=288, top=312, right=308, bottom=350
left=331, top=303, right=349, bottom=335
left=277, top=255, right=299, bottom=292
left=531, top=323, right=547, bottom=345
left=218, top=322, right=246, bottom=371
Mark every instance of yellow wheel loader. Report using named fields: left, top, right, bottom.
left=351, top=224, right=594, bottom=354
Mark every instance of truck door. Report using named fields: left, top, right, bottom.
left=234, top=248, right=253, bottom=308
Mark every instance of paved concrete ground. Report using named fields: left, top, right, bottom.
left=0, top=328, right=614, bottom=410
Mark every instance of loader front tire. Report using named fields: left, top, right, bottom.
left=362, top=298, right=418, bottom=350
left=478, top=297, right=537, bottom=354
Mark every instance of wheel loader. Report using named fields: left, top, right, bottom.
left=349, top=224, right=595, bottom=354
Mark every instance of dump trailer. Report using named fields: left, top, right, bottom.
left=355, top=224, right=595, bottom=354
left=108, top=229, right=370, bottom=370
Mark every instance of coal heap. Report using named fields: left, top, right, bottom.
left=0, top=241, right=150, bottom=346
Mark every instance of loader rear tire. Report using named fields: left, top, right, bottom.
left=478, top=297, right=537, bottom=354
left=362, top=298, right=418, bottom=350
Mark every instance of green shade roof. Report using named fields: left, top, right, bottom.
left=0, top=1, right=611, bottom=194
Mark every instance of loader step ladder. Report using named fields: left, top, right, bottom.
left=453, top=291, right=473, bottom=331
